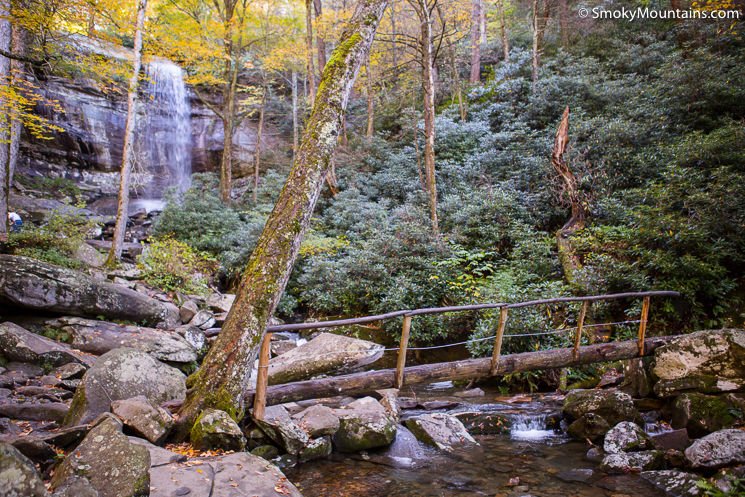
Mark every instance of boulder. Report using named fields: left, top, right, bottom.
left=111, top=396, right=174, bottom=444
left=299, top=436, right=332, bottom=463
left=641, top=470, right=702, bottom=497
left=206, top=293, right=235, bottom=313
left=405, top=413, right=477, bottom=452
left=149, top=452, right=303, bottom=497
left=271, top=340, right=298, bottom=357
left=671, top=393, right=745, bottom=437
left=175, top=325, right=205, bottom=350
left=251, top=444, right=280, bottom=460
left=603, top=422, right=653, bottom=454
left=567, top=413, right=611, bottom=442
left=268, top=332, right=384, bottom=385
left=255, top=405, right=310, bottom=455
left=65, top=348, right=186, bottom=425
left=651, top=429, right=691, bottom=452
left=0, top=442, right=48, bottom=497
left=684, top=429, right=745, bottom=469
left=653, top=329, right=745, bottom=397
left=0, top=255, right=179, bottom=328
left=453, top=388, right=485, bottom=398
left=51, top=476, right=99, bottom=497
left=0, top=322, right=90, bottom=367
left=46, top=317, right=197, bottom=363
left=292, top=404, right=340, bottom=437
left=50, top=415, right=150, bottom=497
left=0, top=401, right=69, bottom=422
left=53, top=363, right=87, bottom=380
left=563, top=389, right=640, bottom=425
left=189, top=310, right=216, bottom=330
left=190, top=408, right=246, bottom=451
left=178, top=300, right=199, bottom=324
left=600, top=450, right=664, bottom=474
left=332, top=397, right=396, bottom=453
left=73, top=243, right=106, bottom=268
left=375, top=388, right=401, bottom=421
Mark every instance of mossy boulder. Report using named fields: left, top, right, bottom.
left=600, top=450, right=665, bottom=474
left=254, top=405, right=310, bottom=455
left=671, top=393, right=745, bottom=437
left=603, top=421, right=653, bottom=454
left=563, top=389, right=640, bottom=442
left=0, top=442, right=48, bottom=497
left=50, top=415, right=150, bottom=497
left=567, top=413, right=611, bottom=442
left=292, top=404, right=340, bottom=437
left=299, top=436, right=332, bottom=462
left=684, top=429, right=745, bottom=469
left=332, top=397, right=396, bottom=453
left=405, top=413, right=477, bottom=452
left=65, top=348, right=186, bottom=425
left=190, top=408, right=246, bottom=451
left=653, top=329, right=745, bottom=397
left=111, top=395, right=174, bottom=444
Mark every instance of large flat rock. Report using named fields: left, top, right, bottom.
left=0, top=254, right=179, bottom=328
left=46, top=317, right=197, bottom=363
left=0, top=321, right=93, bottom=367
left=149, top=452, right=303, bottom=497
left=268, top=332, right=384, bottom=385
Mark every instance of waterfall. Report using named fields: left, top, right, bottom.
left=136, top=59, right=192, bottom=207
left=509, top=413, right=556, bottom=442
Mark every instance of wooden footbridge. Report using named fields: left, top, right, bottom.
left=248, top=291, right=680, bottom=419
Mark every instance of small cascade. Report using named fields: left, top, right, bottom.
left=509, top=413, right=560, bottom=442
left=135, top=59, right=192, bottom=209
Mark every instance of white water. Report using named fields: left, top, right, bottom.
left=138, top=59, right=192, bottom=200
left=509, top=413, right=556, bottom=442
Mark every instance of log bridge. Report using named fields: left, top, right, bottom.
left=248, top=291, right=680, bottom=418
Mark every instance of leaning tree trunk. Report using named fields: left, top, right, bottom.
left=176, top=0, right=390, bottom=434
left=551, top=106, right=585, bottom=284
left=106, top=0, right=147, bottom=266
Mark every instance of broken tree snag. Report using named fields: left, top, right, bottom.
left=551, top=106, right=586, bottom=284
left=245, top=336, right=676, bottom=407
left=175, top=0, right=390, bottom=437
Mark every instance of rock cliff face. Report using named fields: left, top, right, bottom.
left=17, top=51, right=272, bottom=200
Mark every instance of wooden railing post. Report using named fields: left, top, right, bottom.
left=252, top=332, right=273, bottom=421
left=573, top=301, right=589, bottom=359
left=490, top=307, right=509, bottom=376
left=395, top=315, right=412, bottom=389
left=638, top=296, right=650, bottom=356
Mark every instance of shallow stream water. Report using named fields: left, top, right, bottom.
left=285, top=383, right=665, bottom=497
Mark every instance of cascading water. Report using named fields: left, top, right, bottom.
left=134, top=59, right=192, bottom=210
left=509, top=413, right=564, bottom=443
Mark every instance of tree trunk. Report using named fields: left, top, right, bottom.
left=497, top=0, right=509, bottom=62
left=313, top=0, right=327, bottom=73
left=531, top=0, right=550, bottom=87
left=469, top=0, right=481, bottom=84
left=418, top=0, right=440, bottom=237
left=176, top=0, right=390, bottom=434
left=451, top=44, right=466, bottom=121
left=243, top=336, right=675, bottom=406
left=253, top=86, right=267, bottom=204
left=220, top=119, right=234, bottom=203
left=305, top=0, right=317, bottom=107
left=551, top=106, right=585, bottom=283
left=531, top=0, right=539, bottom=84
left=291, top=71, right=299, bottom=160
left=8, top=21, right=26, bottom=185
left=365, top=56, right=374, bottom=138
left=0, top=0, right=10, bottom=243
left=559, top=0, right=569, bottom=47
left=106, top=0, right=147, bottom=266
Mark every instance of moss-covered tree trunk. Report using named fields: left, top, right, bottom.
left=106, top=0, right=147, bottom=266
left=177, top=0, right=390, bottom=433
left=0, top=0, right=11, bottom=243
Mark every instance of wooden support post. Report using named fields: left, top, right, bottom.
left=252, top=332, right=273, bottom=421
left=638, top=296, right=650, bottom=356
left=573, top=301, right=589, bottom=359
left=490, top=307, right=509, bottom=376
left=395, top=315, right=412, bottom=389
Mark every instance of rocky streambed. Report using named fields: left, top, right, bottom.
left=1, top=254, right=744, bottom=496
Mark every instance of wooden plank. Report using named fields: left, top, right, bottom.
left=395, top=315, right=413, bottom=389
left=490, top=307, right=509, bottom=376
left=244, top=335, right=677, bottom=408
left=252, top=332, right=273, bottom=420
left=573, top=301, right=589, bottom=359
left=638, top=296, right=650, bottom=356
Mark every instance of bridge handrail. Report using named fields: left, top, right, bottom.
left=251, top=289, right=680, bottom=420
left=266, top=290, right=680, bottom=332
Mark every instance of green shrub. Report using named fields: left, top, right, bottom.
left=137, top=236, right=217, bottom=295
left=6, top=208, right=98, bottom=269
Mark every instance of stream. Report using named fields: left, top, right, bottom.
left=285, top=382, right=666, bottom=497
